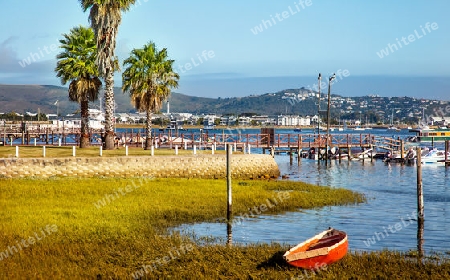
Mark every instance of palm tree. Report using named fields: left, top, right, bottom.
left=55, top=26, right=101, bottom=148
left=79, top=0, right=136, bottom=150
left=122, top=42, right=179, bottom=149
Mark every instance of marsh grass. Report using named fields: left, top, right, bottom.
left=0, top=146, right=226, bottom=158
left=1, top=177, right=448, bottom=279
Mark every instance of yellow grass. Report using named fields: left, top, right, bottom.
left=0, top=177, right=365, bottom=278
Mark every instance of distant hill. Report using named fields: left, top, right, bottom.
left=0, top=84, right=316, bottom=116
left=0, top=84, right=448, bottom=124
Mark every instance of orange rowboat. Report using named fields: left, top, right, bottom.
left=283, top=228, right=348, bottom=269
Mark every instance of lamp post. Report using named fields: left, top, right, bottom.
left=326, top=73, right=336, bottom=161
left=317, top=73, right=321, bottom=136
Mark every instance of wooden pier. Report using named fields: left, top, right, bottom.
left=0, top=123, right=405, bottom=160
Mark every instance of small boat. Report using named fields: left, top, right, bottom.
left=283, top=228, right=348, bottom=269
left=293, top=128, right=302, bottom=132
left=421, top=149, right=449, bottom=165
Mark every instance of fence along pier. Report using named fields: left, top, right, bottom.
left=1, top=123, right=404, bottom=160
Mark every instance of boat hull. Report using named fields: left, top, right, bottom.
left=283, top=228, right=348, bottom=269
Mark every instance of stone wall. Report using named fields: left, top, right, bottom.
left=0, top=154, right=280, bottom=179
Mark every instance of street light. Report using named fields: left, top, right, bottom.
left=54, top=100, right=59, bottom=118
left=317, top=73, right=321, bottom=136
left=326, top=73, right=336, bottom=160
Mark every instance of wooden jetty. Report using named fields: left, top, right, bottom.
left=0, top=123, right=405, bottom=160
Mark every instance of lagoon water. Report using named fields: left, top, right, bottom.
left=12, top=126, right=450, bottom=254
left=175, top=129, right=450, bottom=254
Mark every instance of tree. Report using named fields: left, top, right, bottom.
left=79, top=0, right=136, bottom=149
left=122, top=42, right=179, bottom=149
left=55, top=26, right=101, bottom=148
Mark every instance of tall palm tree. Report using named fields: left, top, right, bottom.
left=122, top=42, right=179, bottom=149
left=79, top=0, right=136, bottom=149
left=55, top=26, right=101, bottom=148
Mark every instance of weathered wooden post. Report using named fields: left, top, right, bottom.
left=417, top=147, right=424, bottom=219
left=400, top=138, right=404, bottom=159
left=445, top=140, right=449, bottom=166
left=226, top=144, right=232, bottom=247
left=416, top=147, right=424, bottom=259
left=370, top=144, right=374, bottom=162
left=347, top=134, right=351, bottom=160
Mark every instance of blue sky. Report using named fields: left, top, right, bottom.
left=0, top=0, right=449, bottom=99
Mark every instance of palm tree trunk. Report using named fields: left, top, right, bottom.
left=145, top=110, right=152, bottom=150
left=80, top=99, right=90, bottom=148
left=103, top=68, right=115, bottom=150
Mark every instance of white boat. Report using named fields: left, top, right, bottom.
left=387, top=125, right=400, bottom=131
left=421, top=149, right=449, bottom=165
left=356, top=149, right=373, bottom=160
left=354, top=126, right=365, bottom=131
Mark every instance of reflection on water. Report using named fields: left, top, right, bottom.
left=175, top=156, right=450, bottom=254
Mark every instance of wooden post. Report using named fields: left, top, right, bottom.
left=72, top=146, right=76, bottom=157
left=445, top=140, right=449, bottom=165
left=416, top=147, right=424, bottom=259
left=416, top=147, right=424, bottom=220
left=226, top=144, right=232, bottom=247
left=43, top=146, right=46, bottom=157
left=15, top=146, right=19, bottom=157
left=347, top=134, right=351, bottom=160
left=370, top=144, right=374, bottom=162
left=400, top=138, right=404, bottom=159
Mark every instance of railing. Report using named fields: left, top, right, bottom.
left=1, top=129, right=404, bottom=152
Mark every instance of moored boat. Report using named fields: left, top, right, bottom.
left=421, top=149, right=449, bottom=165
left=416, top=128, right=450, bottom=142
left=283, top=228, right=348, bottom=269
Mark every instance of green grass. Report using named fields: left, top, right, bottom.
left=0, top=146, right=226, bottom=158
left=0, top=177, right=449, bottom=279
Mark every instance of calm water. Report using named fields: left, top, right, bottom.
left=174, top=130, right=450, bottom=254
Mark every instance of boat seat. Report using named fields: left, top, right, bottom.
left=307, top=233, right=345, bottom=251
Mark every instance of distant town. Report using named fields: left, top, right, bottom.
left=1, top=87, right=450, bottom=129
